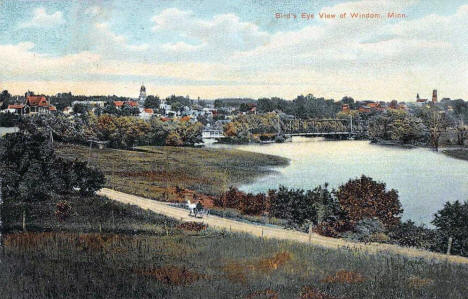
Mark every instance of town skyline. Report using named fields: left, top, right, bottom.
left=1, top=0, right=467, bottom=100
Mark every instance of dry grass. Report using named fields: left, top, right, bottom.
left=138, top=266, right=207, bottom=286
left=246, top=288, right=279, bottom=299
left=223, top=251, right=292, bottom=283
left=300, top=286, right=337, bottom=299
left=321, top=270, right=366, bottom=284
left=407, top=276, right=434, bottom=289
left=2, top=190, right=468, bottom=298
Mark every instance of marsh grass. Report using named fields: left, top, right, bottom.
left=56, top=143, right=289, bottom=198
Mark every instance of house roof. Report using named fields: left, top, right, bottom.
left=127, top=101, right=138, bottom=107
left=114, top=101, right=124, bottom=107
left=416, top=99, right=428, bottom=103
left=8, top=104, right=24, bottom=109
left=49, top=106, right=57, bottom=111
left=27, top=95, right=48, bottom=107
left=143, top=108, right=154, bottom=114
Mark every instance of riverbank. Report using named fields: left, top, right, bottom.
left=442, top=149, right=468, bottom=161
left=56, top=143, right=289, bottom=199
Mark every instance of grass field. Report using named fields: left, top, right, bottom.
left=56, top=144, right=289, bottom=199
left=2, top=195, right=468, bottom=298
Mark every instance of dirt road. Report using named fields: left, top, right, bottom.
left=98, top=188, right=468, bottom=265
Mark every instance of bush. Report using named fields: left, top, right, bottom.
left=239, top=193, right=267, bottom=216
left=55, top=200, right=72, bottom=222
left=165, top=132, right=183, bottom=146
left=336, top=175, right=403, bottom=228
left=388, top=220, right=441, bottom=250
left=432, top=201, right=468, bottom=257
left=342, top=218, right=386, bottom=242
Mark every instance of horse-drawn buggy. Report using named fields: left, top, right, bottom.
left=186, top=200, right=208, bottom=218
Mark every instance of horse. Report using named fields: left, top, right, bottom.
left=186, top=200, right=197, bottom=216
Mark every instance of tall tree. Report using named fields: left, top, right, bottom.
left=336, top=175, right=403, bottom=228
left=432, top=201, right=468, bottom=257
left=144, top=95, right=161, bottom=109
left=0, top=90, right=12, bottom=109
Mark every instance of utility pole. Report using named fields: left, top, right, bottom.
left=87, top=140, right=93, bottom=167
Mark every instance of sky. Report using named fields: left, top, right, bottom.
left=0, top=0, right=466, bottom=101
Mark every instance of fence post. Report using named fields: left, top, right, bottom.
left=22, top=210, right=27, bottom=232
left=447, top=237, right=453, bottom=255
left=308, top=223, right=313, bottom=243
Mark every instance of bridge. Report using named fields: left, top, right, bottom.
left=202, top=116, right=356, bottom=140
left=202, top=129, right=224, bottom=139
left=282, top=117, right=355, bottom=138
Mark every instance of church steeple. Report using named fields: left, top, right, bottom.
left=139, top=83, right=146, bottom=102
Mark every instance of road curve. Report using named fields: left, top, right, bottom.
left=97, top=188, right=468, bottom=265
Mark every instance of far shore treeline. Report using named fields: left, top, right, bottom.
left=1, top=90, right=467, bottom=149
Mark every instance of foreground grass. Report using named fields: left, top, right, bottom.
left=443, top=149, right=468, bottom=161
left=2, top=196, right=468, bottom=298
left=56, top=144, right=288, bottom=198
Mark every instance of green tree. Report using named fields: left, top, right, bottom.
left=432, top=201, right=468, bottom=257
left=0, top=133, right=105, bottom=202
left=0, top=90, right=12, bottom=109
left=144, top=95, right=161, bottom=109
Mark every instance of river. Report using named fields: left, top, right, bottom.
left=0, top=127, right=18, bottom=137
left=210, top=137, right=468, bottom=225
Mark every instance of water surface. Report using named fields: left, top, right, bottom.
left=211, top=137, right=468, bottom=225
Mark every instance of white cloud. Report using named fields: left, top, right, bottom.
left=85, top=6, right=103, bottom=17
left=151, top=8, right=270, bottom=55
left=3, top=1, right=467, bottom=101
left=161, top=41, right=204, bottom=53
left=19, top=7, right=64, bottom=28
left=90, top=22, right=149, bottom=56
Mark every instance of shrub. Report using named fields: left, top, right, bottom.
left=388, top=220, right=440, bottom=250
left=177, top=222, right=207, bottom=232
left=214, top=187, right=244, bottom=209
left=336, top=175, right=403, bottom=228
left=239, top=193, right=267, bottom=216
left=342, top=217, right=386, bottom=242
left=55, top=200, right=72, bottom=222
left=165, top=132, right=183, bottom=146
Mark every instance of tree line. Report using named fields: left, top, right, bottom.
left=17, top=113, right=203, bottom=148
left=215, top=176, right=468, bottom=257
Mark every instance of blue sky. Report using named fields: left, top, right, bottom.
left=0, top=0, right=467, bottom=100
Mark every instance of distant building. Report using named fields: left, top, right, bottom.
left=415, top=93, right=429, bottom=106
left=432, top=89, right=438, bottom=103
left=71, top=100, right=106, bottom=108
left=6, top=95, right=56, bottom=115
left=139, top=84, right=146, bottom=103
left=5, top=104, right=25, bottom=114
left=139, top=108, right=154, bottom=120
